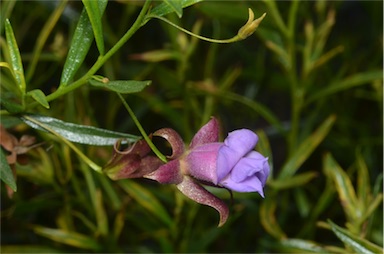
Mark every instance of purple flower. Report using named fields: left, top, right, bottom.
left=144, top=117, right=270, bottom=226
left=186, top=129, right=269, bottom=196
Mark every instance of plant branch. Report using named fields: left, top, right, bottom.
left=117, top=93, right=167, bottom=163
left=26, top=0, right=153, bottom=109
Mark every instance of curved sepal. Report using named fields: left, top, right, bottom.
left=190, top=117, right=220, bottom=148
left=176, top=175, right=229, bottom=227
left=145, top=159, right=183, bottom=184
left=153, top=128, right=185, bottom=159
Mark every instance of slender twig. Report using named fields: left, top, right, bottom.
left=117, top=93, right=167, bottom=163
left=147, top=14, right=241, bottom=44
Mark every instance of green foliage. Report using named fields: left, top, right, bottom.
left=20, top=114, right=140, bottom=146
left=1, top=0, right=382, bottom=253
left=88, top=79, right=151, bottom=94
left=81, top=0, right=107, bottom=56
left=328, top=220, right=382, bottom=254
left=60, top=1, right=108, bottom=86
left=4, top=19, right=26, bottom=98
left=0, top=148, right=16, bottom=191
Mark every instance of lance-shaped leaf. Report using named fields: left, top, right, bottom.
left=0, top=148, right=17, bottom=191
left=32, top=225, right=102, bottom=251
left=20, top=114, right=140, bottom=146
left=163, top=0, right=183, bottom=18
left=323, top=153, right=359, bottom=222
left=260, top=197, right=287, bottom=239
left=4, top=19, right=26, bottom=95
left=143, top=0, right=203, bottom=25
left=306, top=70, right=383, bottom=104
left=118, top=180, right=173, bottom=227
left=89, top=79, right=151, bottom=94
left=60, top=0, right=107, bottom=86
left=280, top=238, right=328, bottom=253
left=269, top=171, right=318, bottom=190
left=278, top=114, right=336, bottom=179
left=0, top=96, right=24, bottom=114
left=328, top=220, right=383, bottom=254
left=82, top=0, right=105, bottom=55
left=177, top=176, right=229, bottom=227
left=27, top=89, right=50, bottom=109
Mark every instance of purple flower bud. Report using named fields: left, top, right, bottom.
left=103, top=139, right=163, bottom=180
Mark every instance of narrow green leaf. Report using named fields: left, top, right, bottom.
left=25, top=0, right=67, bottom=82
left=118, top=180, right=173, bottom=227
left=32, top=225, right=101, bottom=251
left=269, top=171, right=318, bottom=190
left=328, top=220, right=383, bottom=254
left=0, top=115, right=22, bottom=129
left=217, top=91, right=285, bottom=134
left=0, top=96, right=24, bottom=113
left=0, top=148, right=17, bottom=191
left=278, top=115, right=336, bottom=179
left=148, top=0, right=203, bottom=18
left=60, top=8, right=93, bottom=86
left=307, top=70, right=383, bottom=104
left=259, top=197, right=287, bottom=240
left=362, top=193, right=383, bottom=223
left=89, top=79, right=151, bottom=94
left=27, top=89, right=50, bottom=109
left=112, top=205, right=126, bottom=241
left=94, top=189, right=108, bottom=236
left=258, top=28, right=289, bottom=68
left=20, top=114, right=140, bottom=146
left=97, top=174, right=121, bottom=210
left=21, top=115, right=102, bottom=172
left=280, top=238, right=328, bottom=253
left=309, top=178, right=335, bottom=223
left=16, top=148, right=54, bottom=185
left=60, top=0, right=107, bottom=86
left=0, top=0, right=16, bottom=35
left=4, top=19, right=26, bottom=95
left=356, top=151, right=371, bottom=205
left=323, top=153, right=359, bottom=221
left=82, top=0, right=105, bottom=55
left=163, top=0, right=183, bottom=18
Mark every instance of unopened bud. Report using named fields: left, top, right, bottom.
left=237, top=9, right=266, bottom=40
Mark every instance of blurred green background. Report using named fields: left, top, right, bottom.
left=1, top=0, right=382, bottom=253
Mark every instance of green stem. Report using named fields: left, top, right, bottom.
left=262, top=0, right=288, bottom=38
left=26, top=0, right=152, bottom=109
left=286, top=0, right=301, bottom=156
left=147, top=14, right=241, bottom=44
left=117, top=93, right=167, bottom=163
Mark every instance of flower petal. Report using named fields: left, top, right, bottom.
left=217, top=129, right=258, bottom=181
left=220, top=174, right=264, bottom=196
left=177, top=175, right=229, bottom=227
left=224, top=129, right=258, bottom=156
left=230, top=151, right=268, bottom=182
left=185, top=143, right=221, bottom=184
left=190, top=117, right=219, bottom=149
